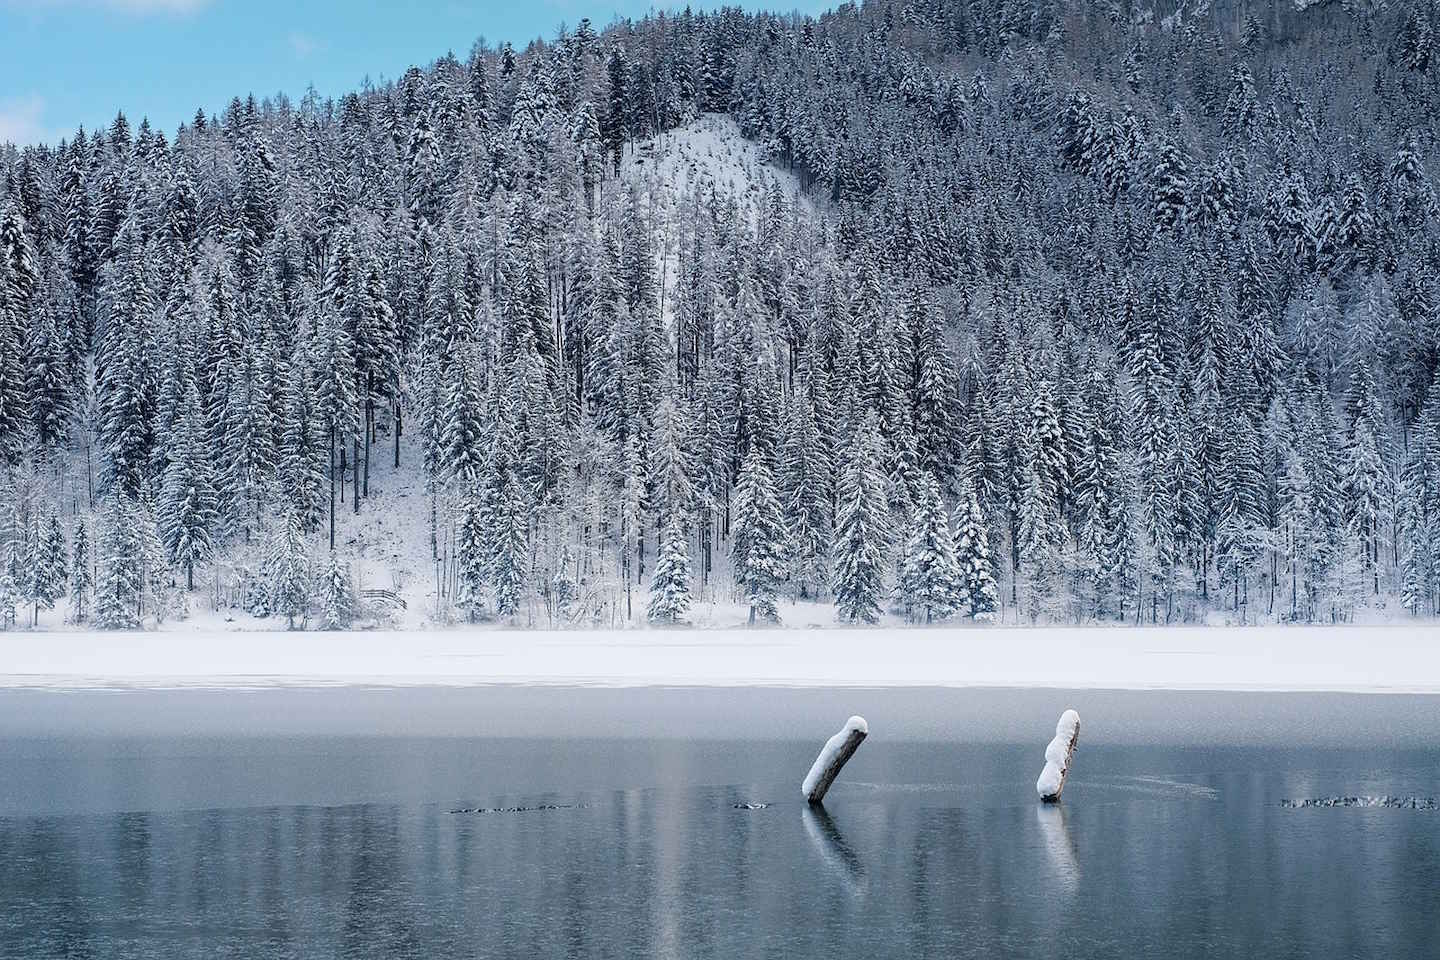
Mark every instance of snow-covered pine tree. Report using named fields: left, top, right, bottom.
left=0, top=545, right=16, bottom=630
left=833, top=413, right=890, bottom=624
left=24, top=513, right=68, bottom=627
left=731, top=443, right=787, bottom=625
left=953, top=478, right=999, bottom=622
left=1151, top=134, right=1189, bottom=233
left=160, top=382, right=217, bottom=589
left=483, top=417, right=530, bottom=620
left=900, top=473, right=964, bottom=623
left=779, top=372, right=834, bottom=599
left=94, top=494, right=142, bottom=630
left=441, top=347, right=488, bottom=487
left=317, top=550, right=355, bottom=630
left=70, top=515, right=92, bottom=624
left=647, top=515, right=692, bottom=624
left=279, top=362, right=328, bottom=534
left=264, top=509, right=311, bottom=630
left=455, top=489, right=488, bottom=622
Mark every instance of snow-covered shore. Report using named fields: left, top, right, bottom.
left=2, top=624, right=1437, bottom=693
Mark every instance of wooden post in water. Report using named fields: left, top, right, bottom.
left=802, top=716, right=868, bottom=805
left=1036, top=709, right=1080, bottom=803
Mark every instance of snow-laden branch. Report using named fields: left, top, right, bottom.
left=802, top=715, right=868, bottom=804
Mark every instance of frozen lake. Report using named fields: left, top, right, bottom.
left=1, top=686, right=1437, bottom=958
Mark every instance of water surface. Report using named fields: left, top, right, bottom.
left=1, top=688, right=1436, bottom=958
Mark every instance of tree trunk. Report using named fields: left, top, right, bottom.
left=328, top=424, right=336, bottom=552
left=363, top=394, right=372, bottom=499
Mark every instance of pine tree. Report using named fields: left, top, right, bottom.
left=279, top=362, right=328, bottom=535
left=94, top=495, right=142, bottom=630
left=455, top=489, right=488, bottom=622
left=833, top=413, right=890, bottom=624
left=953, top=479, right=1000, bottom=621
left=264, top=509, right=311, bottom=630
left=647, top=515, right=692, bottom=624
left=441, top=348, right=488, bottom=486
left=0, top=257, right=32, bottom=466
left=779, top=375, right=834, bottom=598
left=732, top=443, right=787, bottom=625
left=317, top=550, right=355, bottom=630
left=70, top=515, right=93, bottom=624
left=1151, top=134, right=1190, bottom=233
left=900, top=474, right=964, bottom=623
left=0, top=546, right=17, bottom=631
left=24, top=514, right=68, bottom=627
left=160, top=382, right=217, bottom=590
left=483, top=422, right=530, bottom=620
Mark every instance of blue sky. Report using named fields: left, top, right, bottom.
left=0, top=0, right=828, bottom=148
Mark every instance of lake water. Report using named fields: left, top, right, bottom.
left=1, top=687, right=1437, bottom=958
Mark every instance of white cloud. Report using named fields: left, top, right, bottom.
left=0, top=95, right=67, bottom=147
left=288, top=29, right=320, bottom=59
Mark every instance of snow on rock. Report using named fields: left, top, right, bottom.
left=802, top=715, right=868, bottom=804
left=1036, top=709, right=1081, bottom=802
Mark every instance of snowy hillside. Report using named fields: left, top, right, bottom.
left=3, top=1, right=1440, bottom=639
left=622, top=113, right=810, bottom=223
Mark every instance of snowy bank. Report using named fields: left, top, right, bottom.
left=2, top=624, right=1439, bottom=692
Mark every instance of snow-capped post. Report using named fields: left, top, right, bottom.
left=1036, top=709, right=1081, bottom=803
left=802, top=715, right=868, bottom=805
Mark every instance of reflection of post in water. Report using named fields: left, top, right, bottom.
left=802, top=804, right=866, bottom=896
left=1034, top=802, right=1080, bottom=891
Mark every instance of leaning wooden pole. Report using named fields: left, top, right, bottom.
left=803, top=716, right=868, bottom=805
left=1036, top=709, right=1081, bottom=803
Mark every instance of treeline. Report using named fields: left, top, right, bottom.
left=1, top=0, right=1439, bottom=629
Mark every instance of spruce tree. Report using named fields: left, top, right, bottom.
left=264, top=509, right=311, bottom=630
left=833, top=413, right=890, bottom=624
left=647, top=515, right=693, bottom=624
left=318, top=550, right=355, bottom=630
left=953, top=479, right=999, bottom=622
left=94, top=495, right=142, bottom=630
left=70, top=515, right=92, bottom=624
left=455, top=489, right=488, bottom=622
left=25, top=514, right=68, bottom=627
left=732, top=444, right=787, bottom=625
left=900, top=474, right=964, bottom=623
left=160, top=382, right=217, bottom=589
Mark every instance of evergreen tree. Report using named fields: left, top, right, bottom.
left=24, top=514, right=69, bottom=627
left=264, top=509, right=311, bottom=630
left=94, top=495, right=142, bottom=630
left=455, top=489, right=488, bottom=622
left=318, top=550, right=355, bottom=629
left=732, top=443, right=787, bottom=624
left=899, top=474, right=964, bottom=623
left=70, top=515, right=92, bottom=624
left=160, top=382, right=217, bottom=589
left=833, top=413, right=890, bottom=624
left=647, top=515, right=693, bottom=624
left=953, top=479, right=999, bottom=622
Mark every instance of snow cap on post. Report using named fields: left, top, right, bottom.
left=1036, top=709, right=1080, bottom=802
left=803, top=715, right=868, bottom=805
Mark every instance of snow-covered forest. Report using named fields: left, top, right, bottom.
left=1, top=0, right=1439, bottom=631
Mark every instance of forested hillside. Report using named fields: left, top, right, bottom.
left=1, top=0, right=1439, bottom=630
